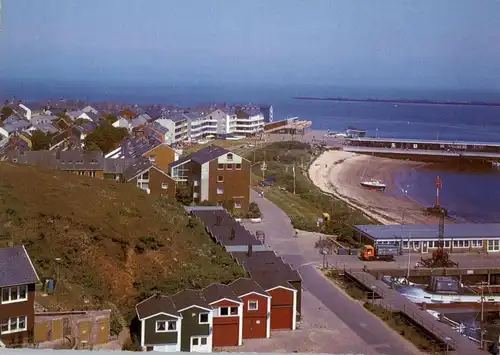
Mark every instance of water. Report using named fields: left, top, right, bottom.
left=2, top=79, right=500, bottom=222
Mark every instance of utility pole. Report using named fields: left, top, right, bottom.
left=481, top=282, right=485, bottom=349
left=406, top=232, right=411, bottom=283
left=293, top=162, right=296, bottom=195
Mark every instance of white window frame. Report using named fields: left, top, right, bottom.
left=149, top=155, right=156, bottom=163
left=226, top=153, right=233, bottom=161
left=198, top=312, right=209, bottom=324
left=161, top=182, right=168, bottom=190
left=1, top=285, right=28, bottom=304
left=248, top=300, right=258, bottom=311
left=155, top=320, right=177, bottom=333
left=235, top=163, right=241, bottom=170
left=217, top=175, right=224, bottom=183
left=0, top=316, right=27, bottom=334
left=191, top=336, right=208, bottom=346
left=217, top=306, right=239, bottom=317
left=217, top=187, right=223, bottom=195
left=234, top=201, right=242, bottom=209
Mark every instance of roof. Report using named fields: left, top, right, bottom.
left=58, top=150, right=104, bottom=170
left=231, top=251, right=302, bottom=283
left=0, top=245, right=39, bottom=287
left=148, top=122, right=169, bottom=135
left=2, top=116, right=31, bottom=133
left=229, top=277, right=269, bottom=297
left=165, top=111, right=188, bottom=123
left=169, top=145, right=232, bottom=169
left=354, top=223, right=500, bottom=240
left=11, top=150, right=59, bottom=168
left=135, top=294, right=180, bottom=320
left=192, top=209, right=264, bottom=247
left=171, top=289, right=211, bottom=311
left=123, top=158, right=152, bottom=181
left=115, top=135, right=163, bottom=159
left=251, top=270, right=295, bottom=291
left=203, top=283, right=241, bottom=304
left=104, top=157, right=138, bottom=174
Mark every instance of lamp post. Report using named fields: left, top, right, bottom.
left=444, top=337, right=451, bottom=354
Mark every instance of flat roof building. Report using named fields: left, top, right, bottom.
left=353, top=223, right=500, bottom=254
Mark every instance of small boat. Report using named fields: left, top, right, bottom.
left=492, top=161, right=500, bottom=168
left=360, top=179, right=386, bottom=191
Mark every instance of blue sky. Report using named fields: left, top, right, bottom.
left=1, top=0, right=500, bottom=90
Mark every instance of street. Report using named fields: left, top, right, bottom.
left=244, top=190, right=423, bottom=355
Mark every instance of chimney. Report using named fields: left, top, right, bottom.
left=247, top=244, right=253, bottom=257
left=229, top=228, right=236, bottom=240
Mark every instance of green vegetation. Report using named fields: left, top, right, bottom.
left=103, top=114, right=118, bottom=124
left=1, top=106, right=14, bottom=122
left=246, top=201, right=261, bottom=219
left=247, top=141, right=373, bottom=245
left=84, top=122, right=128, bottom=154
left=31, top=130, right=53, bottom=150
left=0, top=162, right=245, bottom=320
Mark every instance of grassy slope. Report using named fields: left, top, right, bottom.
left=0, top=162, right=245, bottom=318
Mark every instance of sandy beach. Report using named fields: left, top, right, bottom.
left=309, top=150, right=443, bottom=225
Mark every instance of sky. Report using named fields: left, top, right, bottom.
left=1, top=0, right=500, bottom=91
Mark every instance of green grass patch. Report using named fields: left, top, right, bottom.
left=246, top=141, right=375, bottom=245
left=0, top=162, right=245, bottom=320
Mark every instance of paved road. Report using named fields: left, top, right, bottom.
left=246, top=190, right=420, bottom=355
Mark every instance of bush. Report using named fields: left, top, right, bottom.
left=246, top=202, right=261, bottom=219
left=122, top=336, right=142, bottom=351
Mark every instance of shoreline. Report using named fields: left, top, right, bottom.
left=308, top=150, right=444, bottom=225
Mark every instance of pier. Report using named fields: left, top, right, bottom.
left=342, top=137, right=500, bottom=163
left=343, top=269, right=487, bottom=354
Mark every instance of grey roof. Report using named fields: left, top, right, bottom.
left=147, top=122, right=169, bottom=135
left=12, top=150, right=59, bottom=169
left=229, top=277, right=269, bottom=297
left=104, top=157, right=139, bottom=174
left=165, top=111, right=188, bottom=123
left=203, top=283, right=241, bottom=304
left=136, top=294, right=180, bottom=320
left=118, top=135, right=162, bottom=158
left=130, top=114, right=148, bottom=127
left=123, top=157, right=152, bottom=181
left=2, top=116, right=31, bottom=133
left=30, top=114, right=55, bottom=125
left=354, top=223, right=500, bottom=241
left=192, top=209, right=264, bottom=247
left=171, top=289, right=211, bottom=311
left=86, top=111, right=102, bottom=124
left=58, top=150, right=104, bottom=170
left=234, top=105, right=262, bottom=118
left=169, top=145, right=231, bottom=169
left=31, top=123, right=58, bottom=134
left=0, top=245, right=39, bottom=287
left=251, top=270, right=295, bottom=291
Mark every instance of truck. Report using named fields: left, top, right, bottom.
left=360, top=244, right=399, bottom=261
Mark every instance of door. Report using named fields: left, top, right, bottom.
left=97, top=319, right=109, bottom=344
left=421, top=241, right=428, bottom=254
left=270, top=306, right=293, bottom=329
left=79, top=321, right=90, bottom=342
left=243, top=317, right=266, bottom=339
left=190, top=336, right=210, bottom=352
left=34, top=322, right=47, bottom=342
left=51, top=319, right=63, bottom=340
left=213, top=323, right=239, bottom=346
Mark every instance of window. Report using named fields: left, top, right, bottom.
left=1, top=316, right=27, bottom=334
left=217, top=187, right=223, bottom=195
left=248, top=300, right=258, bottom=311
left=445, top=241, right=450, bottom=248
left=477, top=240, right=483, bottom=247
left=218, top=306, right=238, bottom=316
left=1, top=285, right=28, bottom=304
left=464, top=240, right=469, bottom=248
left=453, top=241, right=458, bottom=248
left=234, top=201, right=242, bottom=209
left=201, top=337, right=207, bottom=345
left=141, top=171, right=149, bottom=180
left=218, top=164, right=224, bottom=170
left=235, top=163, right=241, bottom=170
left=402, top=241, right=408, bottom=249
left=226, top=164, right=233, bottom=170
left=199, top=312, right=209, bottom=324
left=227, top=153, right=233, bottom=161
left=161, top=182, right=168, bottom=190
left=89, top=171, right=96, bottom=178
left=192, top=338, right=199, bottom=346
left=156, top=320, right=176, bottom=333
left=149, top=155, right=156, bottom=163
left=217, top=176, right=224, bottom=183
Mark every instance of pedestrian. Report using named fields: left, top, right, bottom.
left=294, top=229, right=299, bottom=238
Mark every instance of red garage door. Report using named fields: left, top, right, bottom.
left=213, top=323, right=239, bottom=346
left=243, top=317, right=267, bottom=339
left=270, top=306, right=293, bottom=329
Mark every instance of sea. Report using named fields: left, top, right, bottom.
left=2, top=79, right=500, bottom=223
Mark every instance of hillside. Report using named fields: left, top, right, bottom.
left=0, top=162, right=245, bottom=320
